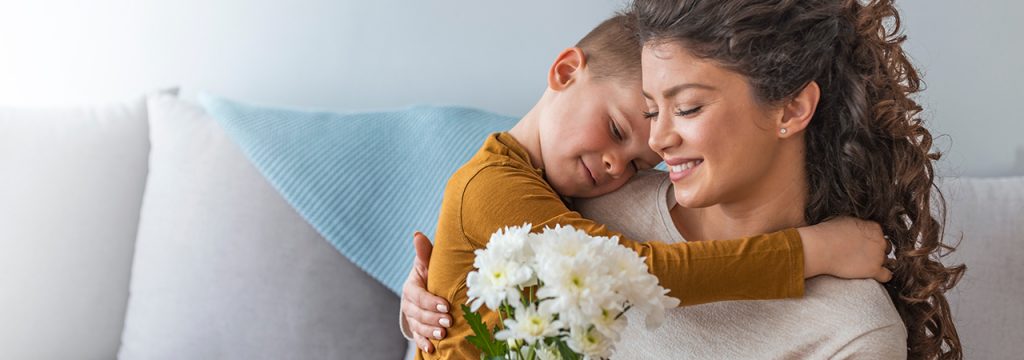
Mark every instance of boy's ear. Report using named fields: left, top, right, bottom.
left=547, top=47, right=587, bottom=91
left=777, top=81, right=820, bottom=138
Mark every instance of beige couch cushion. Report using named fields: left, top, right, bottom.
left=940, top=176, right=1024, bottom=358
left=118, top=94, right=405, bottom=359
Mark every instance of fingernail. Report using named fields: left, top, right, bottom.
left=433, top=329, right=442, bottom=339
left=422, top=345, right=429, bottom=353
left=439, top=318, right=450, bottom=327
left=436, top=304, right=448, bottom=313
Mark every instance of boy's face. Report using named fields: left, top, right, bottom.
left=538, top=75, right=662, bottom=198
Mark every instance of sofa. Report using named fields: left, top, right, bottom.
left=1, top=92, right=1021, bottom=359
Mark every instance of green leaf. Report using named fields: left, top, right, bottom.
left=556, top=338, right=580, bottom=360
left=462, top=304, right=507, bottom=357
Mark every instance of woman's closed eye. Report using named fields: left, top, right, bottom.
left=642, top=105, right=702, bottom=120
left=675, top=106, right=703, bottom=117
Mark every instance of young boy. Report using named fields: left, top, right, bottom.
left=406, top=13, right=890, bottom=359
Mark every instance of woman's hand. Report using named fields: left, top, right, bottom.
left=797, top=217, right=893, bottom=282
left=401, top=232, right=451, bottom=353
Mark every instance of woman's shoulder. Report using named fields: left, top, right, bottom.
left=572, top=170, right=675, bottom=242
left=574, top=170, right=668, bottom=207
left=572, top=170, right=667, bottom=211
left=804, top=276, right=906, bottom=329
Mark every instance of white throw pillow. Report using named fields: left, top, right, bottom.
left=0, top=97, right=150, bottom=359
left=118, top=94, right=405, bottom=359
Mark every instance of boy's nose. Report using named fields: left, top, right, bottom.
left=603, top=154, right=627, bottom=178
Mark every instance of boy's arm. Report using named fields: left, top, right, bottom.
left=402, top=165, right=890, bottom=346
left=463, top=165, right=804, bottom=305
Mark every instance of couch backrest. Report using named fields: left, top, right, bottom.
left=0, top=98, right=150, bottom=359
left=939, top=176, right=1024, bottom=359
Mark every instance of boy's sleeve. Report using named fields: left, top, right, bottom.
left=462, top=165, right=804, bottom=306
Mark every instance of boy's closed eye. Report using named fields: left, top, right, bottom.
left=609, top=119, right=644, bottom=173
left=609, top=118, right=626, bottom=142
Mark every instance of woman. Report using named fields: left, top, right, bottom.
left=405, top=0, right=965, bottom=358
left=630, top=0, right=965, bottom=357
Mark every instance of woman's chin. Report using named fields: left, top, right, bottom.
left=673, top=190, right=714, bottom=209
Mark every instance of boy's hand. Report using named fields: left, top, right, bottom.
left=797, top=217, right=893, bottom=282
left=401, top=232, right=451, bottom=353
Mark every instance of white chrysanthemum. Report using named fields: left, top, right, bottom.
left=629, top=282, right=680, bottom=329
left=466, top=250, right=531, bottom=312
left=467, top=224, right=682, bottom=358
left=530, top=224, right=594, bottom=259
left=588, top=234, right=681, bottom=330
left=533, top=343, right=561, bottom=360
left=587, top=301, right=628, bottom=341
left=494, top=304, right=562, bottom=343
left=487, top=223, right=535, bottom=264
left=567, top=325, right=613, bottom=359
left=535, top=255, right=616, bottom=328
left=466, top=224, right=537, bottom=312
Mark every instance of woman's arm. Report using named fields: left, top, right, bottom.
left=399, top=232, right=451, bottom=354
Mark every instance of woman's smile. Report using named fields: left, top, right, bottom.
left=665, top=158, right=703, bottom=182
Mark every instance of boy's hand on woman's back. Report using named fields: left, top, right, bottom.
left=401, top=232, right=451, bottom=353
left=797, top=217, right=893, bottom=283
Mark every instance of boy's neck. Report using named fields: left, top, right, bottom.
left=507, top=99, right=547, bottom=171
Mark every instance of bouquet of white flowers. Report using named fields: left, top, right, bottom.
left=462, top=224, right=680, bottom=360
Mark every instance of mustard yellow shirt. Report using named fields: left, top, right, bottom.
left=420, top=132, right=805, bottom=359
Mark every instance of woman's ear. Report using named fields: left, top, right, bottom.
left=778, top=81, right=820, bottom=138
left=547, top=47, right=587, bottom=92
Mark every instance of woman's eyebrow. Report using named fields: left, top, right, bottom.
left=642, top=83, right=717, bottom=99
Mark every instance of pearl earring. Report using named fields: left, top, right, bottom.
left=779, top=128, right=788, bottom=135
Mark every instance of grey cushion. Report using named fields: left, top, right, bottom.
left=940, top=176, right=1024, bottom=359
left=0, top=97, right=150, bottom=359
left=118, top=94, right=405, bottom=359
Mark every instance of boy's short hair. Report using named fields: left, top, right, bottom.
left=575, top=12, right=641, bottom=82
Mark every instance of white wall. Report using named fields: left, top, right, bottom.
left=899, top=1, right=1024, bottom=177
left=1, top=0, right=1019, bottom=176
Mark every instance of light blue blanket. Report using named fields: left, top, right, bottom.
left=200, top=93, right=518, bottom=295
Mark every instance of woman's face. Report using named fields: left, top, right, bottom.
left=641, top=42, right=789, bottom=208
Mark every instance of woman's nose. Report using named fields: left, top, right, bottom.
left=648, top=112, right=678, bottom=154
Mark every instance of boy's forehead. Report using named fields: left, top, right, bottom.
left=585, top=76, right=646, bottom=122
left=609, top=84, right=648, bottom=117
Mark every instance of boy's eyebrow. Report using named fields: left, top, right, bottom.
left=642, top=83, right=717, bottom=99
left=611, top=109, right=634, bottom=140
left=614, top=113, right=630, bottom=138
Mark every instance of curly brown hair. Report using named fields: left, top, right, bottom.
left=631, top=0, right=967, bottom=358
